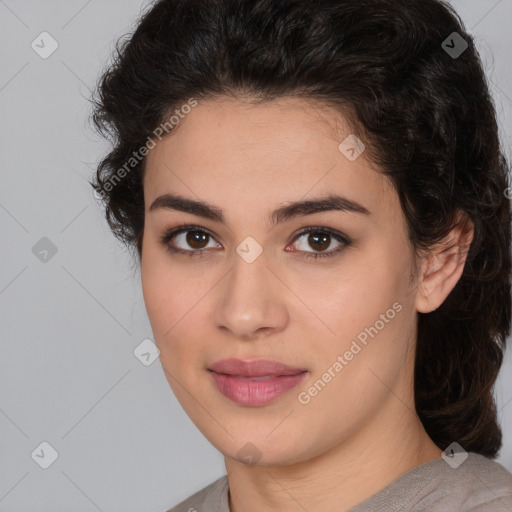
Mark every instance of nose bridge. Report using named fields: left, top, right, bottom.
left=230, top=244, right=269, bottom=299
left=213, top=243, right=288, bottom=339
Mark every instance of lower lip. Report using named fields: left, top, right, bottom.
left=209, top=371, right=308, bottom=406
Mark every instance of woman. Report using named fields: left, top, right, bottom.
left=90, top=0, right=512, bottom=510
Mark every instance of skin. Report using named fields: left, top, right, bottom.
left=140, top=96, right=474, bottom=511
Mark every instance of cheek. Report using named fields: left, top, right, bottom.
left=140, top=248, right=212, bottom=363
left=302, top=253, right=406, bottom=334
left=296, top=268, right=411, bottom=424
left=141, top=248, right=184, bottom=339
left=299, top=246, right=414, bottom=397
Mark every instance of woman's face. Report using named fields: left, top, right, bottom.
left=141, top=96, right=423, bottom=466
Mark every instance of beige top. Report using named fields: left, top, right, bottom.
left=166, top=452, right=512, bottom=511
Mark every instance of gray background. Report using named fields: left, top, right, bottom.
left=0, top=0, right=511, bottom=510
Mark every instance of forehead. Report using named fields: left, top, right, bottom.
left=143, top=96, right=395, bottom=222
left=147, top=96, right=352, bottom=165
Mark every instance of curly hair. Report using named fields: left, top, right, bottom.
left=89, top=0, right=512, bottom=457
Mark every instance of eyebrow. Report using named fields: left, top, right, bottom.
left=149, top=192, right=370, bottom=226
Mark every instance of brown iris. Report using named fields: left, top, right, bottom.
left=307, top=233, right=330, bottom=251
left=186, top=230, right=209, bottom=249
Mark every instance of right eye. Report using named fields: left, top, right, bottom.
left=160, top=225, right=222, bottom=257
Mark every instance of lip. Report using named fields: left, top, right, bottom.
left=208, top=359, right=308, bottom=406
left=209, top=358, right=307, bottom=377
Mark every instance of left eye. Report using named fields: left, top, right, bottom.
left=287, top=226, right=350, bottom=259
left=161, top=225, right=350, bottom=259
left=292, top=230, right=343, bottom=255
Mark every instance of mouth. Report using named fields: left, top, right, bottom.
left=208, top=358, right=308, bottom=406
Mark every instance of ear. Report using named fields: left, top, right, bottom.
left=415, top=211, right=474, bottom=314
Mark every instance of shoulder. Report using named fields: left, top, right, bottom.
left=351, top=452, right=512, bottom=512
left=165, top=475, right=230, bottom=512
left=448, top=453, right=512, bottom=511
left=407, top=453, right=512, bottom=511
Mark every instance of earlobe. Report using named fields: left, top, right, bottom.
left=415, top=214, right=474, bottom=314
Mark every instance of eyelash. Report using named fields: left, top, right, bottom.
left=160, top=224, right=351, bottom=260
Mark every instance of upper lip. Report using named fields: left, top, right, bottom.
left=209, top=358, right=307, bottom=377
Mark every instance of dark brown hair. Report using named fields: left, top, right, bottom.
left=89, top=0, right=512, bottom=457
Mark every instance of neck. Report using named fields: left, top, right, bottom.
left=225, top=400, right=442, bottom=512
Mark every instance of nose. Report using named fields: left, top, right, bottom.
left=213, top=251, right=289, bottom=341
